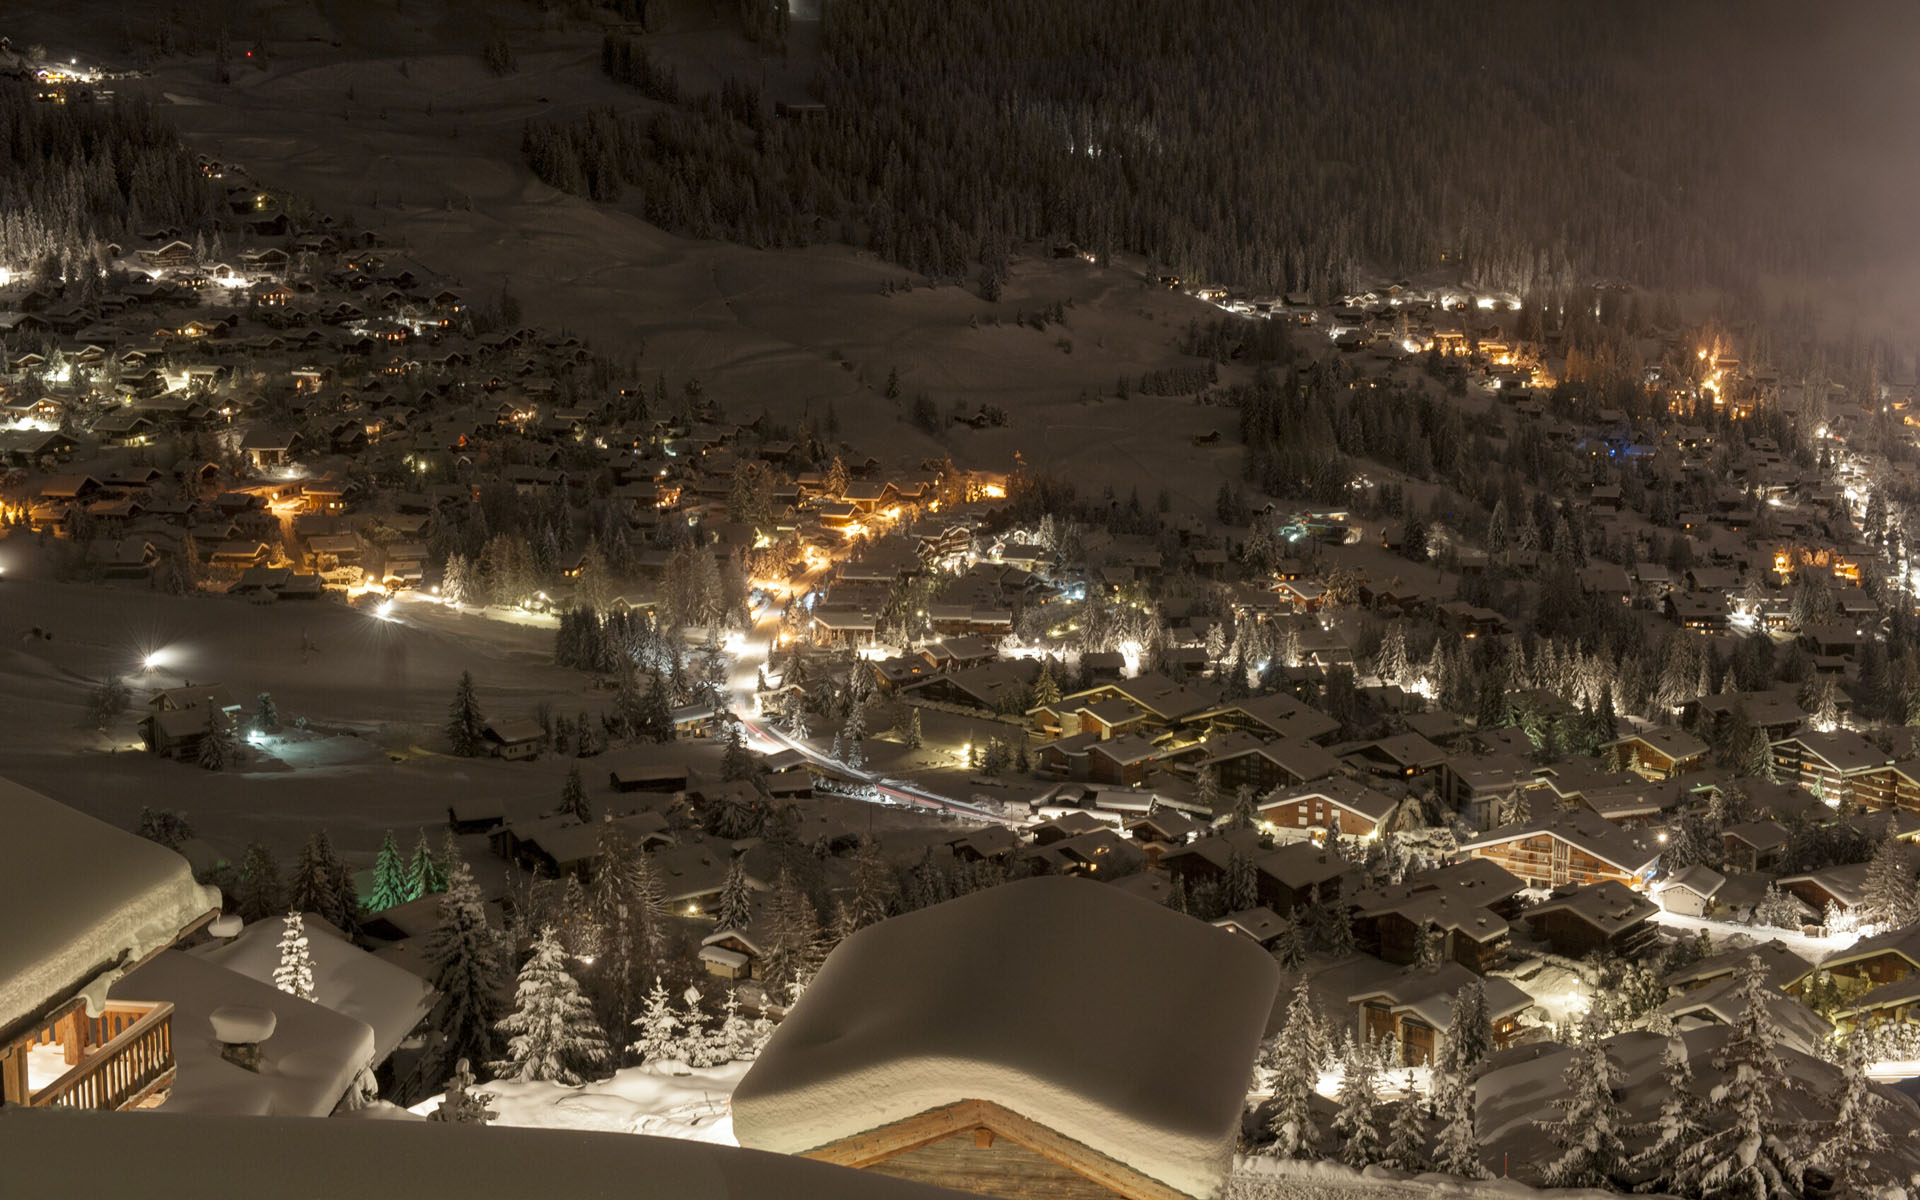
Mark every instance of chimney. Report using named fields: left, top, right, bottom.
left=210, top=1005, right=276, bottom=1072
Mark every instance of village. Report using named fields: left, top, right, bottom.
left=7, top=24, right=1920, bottom=1200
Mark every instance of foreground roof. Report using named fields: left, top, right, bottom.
left=731, top=876, right=1278, bottom=1200
left=0, top=1108, right=968, bottom=1200
left=0, top=776, right=222, bottom=1041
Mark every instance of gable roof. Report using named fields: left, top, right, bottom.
left=1458, top=810, right=1659, bottom=875
left=731, top=878, right=1277, bottom=1200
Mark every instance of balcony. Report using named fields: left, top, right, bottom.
left=8, top=1000, right=176, bottom=1111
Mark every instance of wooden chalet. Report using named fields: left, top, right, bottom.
left=0, top=777, right=221, bottom=1110
left=1457, top=810, right=1660, bottom=890
left=1519, top=880, right=1660, bottom=958
left=732, top=877, right=1277, bottom=1200
left=1348, top=963, right=1532, bottom=1067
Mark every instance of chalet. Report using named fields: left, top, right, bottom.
left=1656, top=973, right=1831, bottom=1056
left=947, top=826, right=1023, bottom=864
left=0, top=776, right=221, bottom=1109
left=698, top=927, right=765, bottom=982
left=1122, top=809, right=1202, bottom=858
left=1458, top=810, right=1660, bottom=890
left=1603, top=728, right=1709, bottom=780
left=1771, top=730, right=1907, bottom=811
left=1721, top=819, right=1790, bottom=872
left=1438, top=753, right=1539, bottom=828
left=480, top=720, right=543, bottom=761
left=1195, top=732, right=1340, bottom=793
left=1348, top=963, right=1532, bottom=1067
left=1342, top=733, right=1447, bottom=779
left=1083, top=736, right=1167, bottom=787
left=1818, top=925, right=1920, bottom=989
left=1666, top=941, right=1813, bottom=994
left=1346, top=860, right=1523, bottom=973
left=1211, top=907, right=1289, bottom=947
left=488, top=811, right=671, bottom=879
left=1520, top=880, right=1660, bottom=958
left=1655, top=864, right=1728, bottom=918
left=1777, top=861, right=1871, bottom=919
left=1684, top=689, right=1806, bottom=741
left=1255, top=778, right=1396, bottom=838
left=732, top=877, right=1277, bottom=1200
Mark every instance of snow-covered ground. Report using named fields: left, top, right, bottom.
left=1229, top=1156, right=1627, bottom=1200
left=411, top=1061, right=750, bottom=1144
left=1651, top=908, right=1858, bottom=962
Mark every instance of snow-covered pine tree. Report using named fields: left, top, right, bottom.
left=762, top=869, right=823, bottom=994
left=447, top=670, right=486, bottom=756
left=288, top=830, right=358, bottom=932
left=429, top=1057, right=498, bottom=1125
left=1539, top=1039, right=1627, bottom=1188
left=1431, top=1074, right=1486, bottom=1179
left=1383, top=1072, right=1430, bottom=1173
left=490, top=925, right=610, bottom=1085
left=234, top=842, right=285, bottom=924
left=849, top=834, right=894, bottom=930
left=1227, top=784, right=1259, bottom=831
left=1631, top=1035, right=1707, bottom=1189
left=1265, top=976, right=1324, bottom=1159
left=198, top=707, right=233, bottom=771
left=1817, top=1036, right=1888, bottom=1196
left=678, top=986, right=722, bottom=1067
left=1669, top=955, right=1800, bottom=1198
left=1333, top=1040, right=1382, bottom=1169
left=559, top=764, right=591, bottom=823
left=1432, top=981, right=1493, bottom=1117
left=630, top=976, right=683, bottom=1065
left=716, top=854, right=755, bottom=931
left=368, top=830, right=410, bottom=913
left=1272, top=914, right=1307, bottom=968
left=720, top=721, right=755, bottom=781
left=1194, top=766, right=1223, bottom=818
left=712, top=988, right=754, bottom=1062
left=255, top=691, right=279, bottom=733
left=1376, top=621, right=1410, bottom=689
left=421, top=860, right=510, bottom=1085
left=1860, top=836, right=1919, bottom=932
left=409, top=829, right=447, bottom=899
left=273, top=911, right=316, bottom=1001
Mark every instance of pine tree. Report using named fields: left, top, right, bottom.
left=1860, top=836, right=1918, bottom=932
left=255, top=691, right=280, bottom=733
left=429, top=1058, right=498, bottom=1124
left=630, top=976, right=683, bottom=1064
left=1227, top=784, right=1259, bottom=832
left=1225, top=850, right=1259, bottom=912
left=368, top=830, right=411, bottom=913
left=904, top=707, right=923, bottom=749
left=234, top=842, right=285, bottom=924
left=409, top=829, right=448, bottom=898
left=198, top=707, right=233, bottom=771
left=1194, top=766, right=1224, bottom=818
left=1383, top=1075, right=1430, bottom=1173
left=763, top=869, right=823, bottom=996
left=715, top=988, right=755, bottom=1062
left=1272, top=916, right=1307, bottom=968
left=289, top=831, right=356, bottom=932
left=1431, top=1075, right=1487, bottom=1179
left=1631, top=1035, right=1708, bottom=1190
left=1817, top=1036, right=1887, bottom=1197
left=1031, top=658, right=1061, bottom=707
left=1265, top=977, right=1323, bottom=1160
left=447, top=671, right=487, bottom=756
left=1669, top=955, right=1800, bottom=1199
left=716, top=854, right=755, bottom=930
left=421, top=860, right=510, bottom=1085
left=1333, top=1041, right=1382, bottom=1169
left=490, top=925, right=611, bottom=1085
left=1539, top=1040, right=1627, bottom=1188
left=1743, top=725, right=1777, bottom=780
left=1376, top=621, right=1410, bottom=688
left=720, top=721, right=754, bottom=780
left=678, top=986, right=722, bottom=1067
left=559, top=765, right=591, bottom=823
left=273, top=911, right=316, bottom=1001
left=849, top=834, right=893, bottom=929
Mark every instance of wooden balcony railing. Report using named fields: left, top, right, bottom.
left=32, top=1001, right=175, bottom=1111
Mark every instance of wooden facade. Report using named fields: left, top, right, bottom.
left=1464, top=832, right=1646, bottom=890
left=805, top=1097, right=1195, bottom=1200
left=1257, top=792, right=1382, bottom=836
left=1, top=999, right=175, bottom=1111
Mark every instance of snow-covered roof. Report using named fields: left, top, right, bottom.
left=194, top=914, right=433, bottom=1067
left=0, top=1107, right=970, bottom=1200
left=0, top=777, right=222, bottom=1041
left=113, top=949, right=374, bottom=1117
left=732, top=877, right=1278, bottom=1200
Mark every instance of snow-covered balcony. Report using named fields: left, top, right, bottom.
left=10, top=999, right=176, bottom=1110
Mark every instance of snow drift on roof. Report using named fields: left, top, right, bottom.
left=0, top=776, right=222, bottom=1038
left=731, top=876, right=1278, bottom=1200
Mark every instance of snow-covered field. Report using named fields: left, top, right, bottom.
left=1228, top=1157, right=1629, bottom=1200
left=412, top=1061, right=750, bottom=1144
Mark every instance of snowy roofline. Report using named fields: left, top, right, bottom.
left=0, top=776, right=222, bottom=1041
